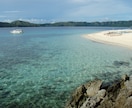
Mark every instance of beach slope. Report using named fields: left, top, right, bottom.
left=83, top=29, right=132, bottom=49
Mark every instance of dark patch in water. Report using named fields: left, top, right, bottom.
left=0, top=91, right=10, bottom=98
left=0, top=86, right=4, bottom=90
left=0, top=58, right=29, bottom=69
left=92, top=71, right=121, bottom=84
left=0, top=45, right=43, bottom=71
left=105, top=65, right=116, bottom=68
left=113, top=61, right=130, bottom=68
left=130, top=70, right=132, bottom=74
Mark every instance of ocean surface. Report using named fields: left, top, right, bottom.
left=0, top=27, right=132, bottom=108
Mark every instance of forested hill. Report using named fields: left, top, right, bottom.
left=0, top=20, right=132, bottom=27
left=0, top=20, right=39, bottom=27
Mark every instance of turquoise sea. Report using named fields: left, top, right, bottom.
left=0, top=27, right=132, bottom=108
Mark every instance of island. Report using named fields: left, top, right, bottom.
left=0, top=20, right=132, bottom=27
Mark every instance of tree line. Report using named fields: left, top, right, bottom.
left=0, top=20, right=132, bottom=27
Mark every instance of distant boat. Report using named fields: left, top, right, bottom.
left=10, top=29, right=23, bottom=34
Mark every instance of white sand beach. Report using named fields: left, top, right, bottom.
left=83, top=29, right=132, bottom=49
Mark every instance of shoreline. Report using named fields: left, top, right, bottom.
left=83, top=29, right=132, bottom=50
left=65, top=75, right=132, bottom=108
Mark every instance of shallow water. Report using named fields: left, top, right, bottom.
left=0, top=27, right=132, bottom=108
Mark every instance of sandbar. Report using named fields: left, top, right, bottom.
left=83, top=29, right=132, bottom=49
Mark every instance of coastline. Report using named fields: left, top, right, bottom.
left=83, top=29, right=132, bottom=50
left=65, top=75, right=132, bottom=108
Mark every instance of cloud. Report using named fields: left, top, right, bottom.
left=70, top=0, right=87, bottom=3
left=4, top=11, right=22, bottom=13
left=67, top=0, right=132, bottom=18
left=3, top=19, right=13, bottom=23
left=70, top=0, right=107, bottom=4
left=2, top=18, right=47, bottom=23
left=0, top=0, right=132, bottom=22
left=18, top=18, right=47, bottom=23
left=0, top=15, right=6, bottom=18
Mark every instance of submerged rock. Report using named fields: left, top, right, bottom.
left=113, top=61, right=130, bottom=67
left=65, top=75, right=132, bottom=108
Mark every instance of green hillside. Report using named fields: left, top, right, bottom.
left=0, top=20, right=132, bottom=27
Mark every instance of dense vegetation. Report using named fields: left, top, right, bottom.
left=0, top=20, right=39, bottom=27
left=0, top=20, right=132, bottom=27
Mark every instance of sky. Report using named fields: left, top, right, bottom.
left=0, top=0, right=132, bottom=23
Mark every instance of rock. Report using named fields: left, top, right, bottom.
left=80, top=98, right=95, bottom=108
left=80, top=89, right=106, bottom=108
left=113, top=61, right=130, bottom=67
left=65, top=75, right=132, bottom=108
left=65, top=79, right=103, bottom=108
left=97, top=97, right=114, bottom=108
left=100, top=75, right=132, bottom=108
left=65, top=85, right=87, bottom=108
left=121, top=74, right=129, bottom=81
left=124, top=76, right=132, bottom=91
left=96, top=89, right=106, bottom=101
left=84, top=79, right=102, bottom=97
left=124, top=96, right=132, bottom=108
left=114, top=88, right=128, bottom=108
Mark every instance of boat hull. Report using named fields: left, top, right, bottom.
left=10, top=29, right=23, bottom=34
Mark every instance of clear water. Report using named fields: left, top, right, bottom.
left=0, top=27, right=132, bottom=108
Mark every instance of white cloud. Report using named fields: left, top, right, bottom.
left=67, top=0, right=132, bottom=18
left=3, top=19, right=13, bottom=23
left=2, top=18, right=48, bottom=23
left=71, top=0, right=87, bottom=3
left=0, top=15, right=6, bottom=18
left=4, top=11, right=22, bottom=13
left=18, top=18, right=47, bottom=23
left=0, top=0, right=132, bottom=22
left=70, top=0, right=107, bottom=4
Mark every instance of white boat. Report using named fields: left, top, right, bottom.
left=10, top=29, right=23, bottom=34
